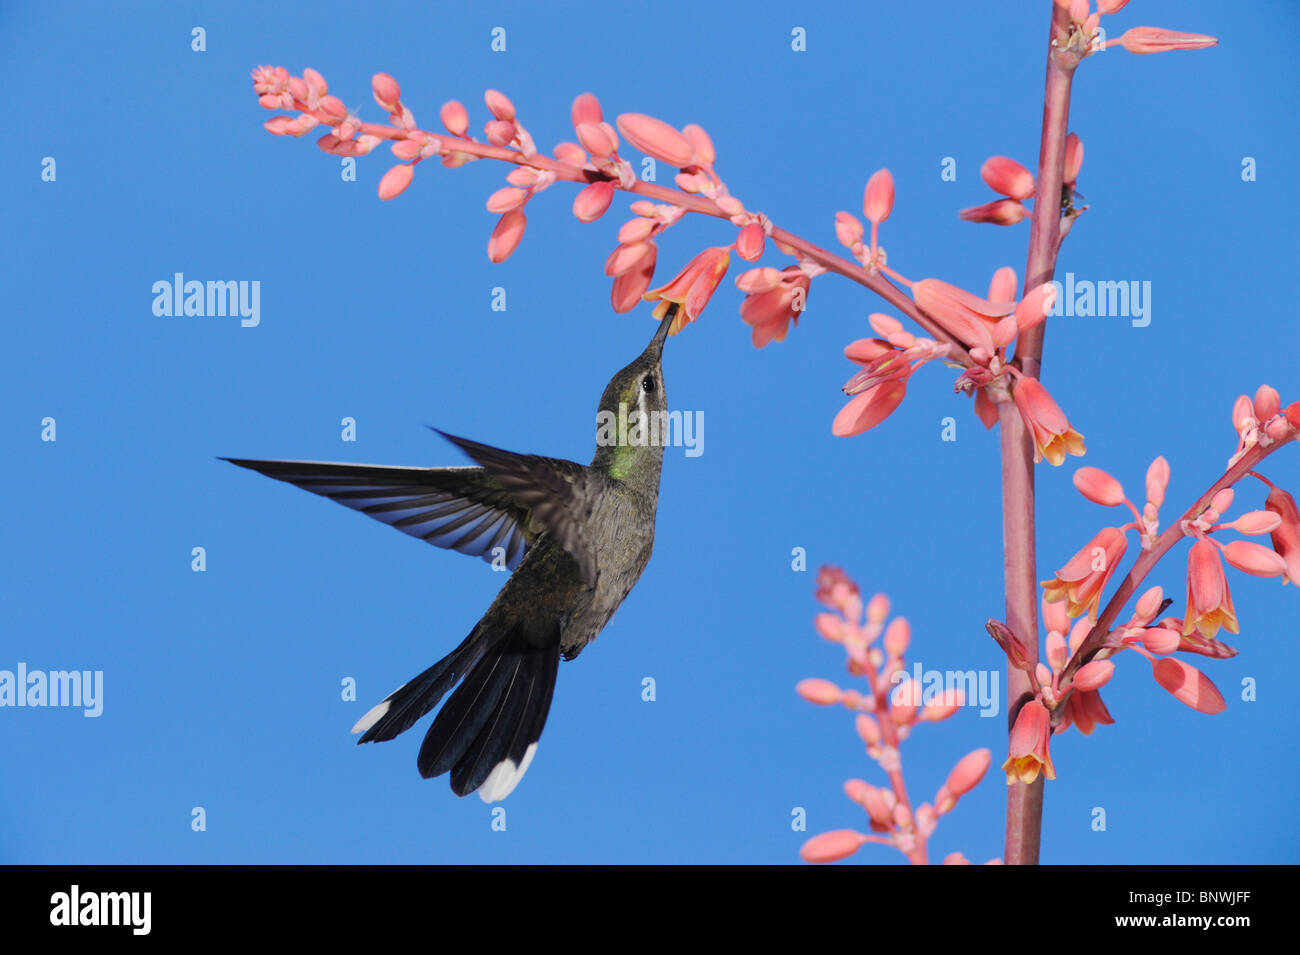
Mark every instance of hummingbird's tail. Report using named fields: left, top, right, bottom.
left=350, top=624, right=560, bottom=802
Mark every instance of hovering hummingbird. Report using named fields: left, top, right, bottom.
left=223, top=305, right=677, bottom=802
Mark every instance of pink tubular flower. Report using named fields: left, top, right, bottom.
left=1265, top=486, right=1300, bottom=585
left=832, top=380, right=908, bottom=438
left=643, top=246, right=730, bottom=333
left=1041, top=527, right=1127, bottom=619
left=1059, top=689, right=1114, bottom=736
left=800, top=829, right=867, bottom=864
left=1001, top=700, right=1056, bottom=785
left=911, top=278, right=1006, bottom=351
left=738, top=266, right=811, bottom=348
left=1183, top=540, right=1239, bottom=638
left=1012, top=376, right=1086, bottom=466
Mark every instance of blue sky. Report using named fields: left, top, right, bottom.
left=2, top=0, right=1296, bottom=864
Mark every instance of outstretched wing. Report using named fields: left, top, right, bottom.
left=434, top=430, right=599, bottom=588
left=221, top=458, right=531, bottom=570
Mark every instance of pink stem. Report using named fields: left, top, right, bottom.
left=1000, top=2, right=1083, bottom=866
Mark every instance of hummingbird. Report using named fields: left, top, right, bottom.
left=222, top=305, right=677, bottom=802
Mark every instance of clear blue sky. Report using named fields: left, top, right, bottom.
left=2, top=0, right=1296, bottom=864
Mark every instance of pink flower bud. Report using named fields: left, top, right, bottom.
left=813, top=612, right=843, bottom=642
left=946, top=748, right=992, bottom=798
left=1210, top=488, right=1234, bottom=515
left=377, top=163, right=414, bottom=200
left=1141, top=627, right=1182, bottom=654
left=980, top=156, right=1035, bottom=199
left=372, top=73, right=401, bottom=112
left=1135, top=586, right=1164, bottom=622
left=835, top=212, right=864, bottom=247
left=943, top=852, right=972, bottom=865
left=1223, top=540, right=1288, bottom=578
left=571, top=92, right=602, bottom=127
left=1146, top=456, right=1170, bottom=508
left=734, top=267, right=782, bottom=294
left=484, top=120, right=516, bottom=146
left=1073, top=466, right=1125, bottom=507
left=604, top=241, right=653, bottom=277
left=736, top=222, right=765, bottom=262
left=1151, top=658, right=1225, bottom=714
left=302, top=67, right=327, bottom=96
left=1046, top=630, right=1067, bottom=672
left=682, top=123, right=715, bottom=166
left=487, top=209, right=527, bottom=263
left=1063, top=132, right=1084, bottom=185
left=1226, top=510, right=1282, bottom=535
left=609, top=242, right=657, bottom=313
left=1254, top=384, right=1281, bottom=421
left=884, top=618, right=910, bottom=657
left=796, top=678, right=842, bottom=706
left=1073, top=659, right=1114, bottom=692
left=921, top=688, right=965, bottom=722
left=1114, top=27, right=1219, bottom=55
left=486, top=186, right=529, bottom=214
left=799, top=829, right=867, bottom=864
left=844, top=779, right=872, bottom=806
left=854, top=716, right=881, bottom=752
left=572, top=181, right=615, bottom=223
left=440, top=100, right=469, bottom=137
left=617, top=218, right=655, bottom=245
left=959, top=199, right=1028, bottom=225
left=484, top=88, right=515, bottom=121
left=616, top=113, right=694, bottom=167
left=862, top=169, right=894, bottom=224
left=551, top=142, right=585, bottom=166
left=318, top=96, right=347, bottom=124
left=576, top=121, right=616, bottom=158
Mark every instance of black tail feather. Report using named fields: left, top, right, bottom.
left=353, top=624, right=561, bottom=802
left=418, top=630, right=560, bottom=801
left=352, top=631, right=488, bottom=744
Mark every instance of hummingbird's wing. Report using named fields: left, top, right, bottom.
left=221, top=458, right=532, bottom=570
left=433, top=430, right=599, bottom=588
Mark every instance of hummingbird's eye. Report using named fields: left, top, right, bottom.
left=642, top=376, right=656, bottom=393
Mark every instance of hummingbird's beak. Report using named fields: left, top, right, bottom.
left=645, top=303, right=677, bottom=360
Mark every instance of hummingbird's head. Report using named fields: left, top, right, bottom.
left=591, top=305, right=675, bottom=479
